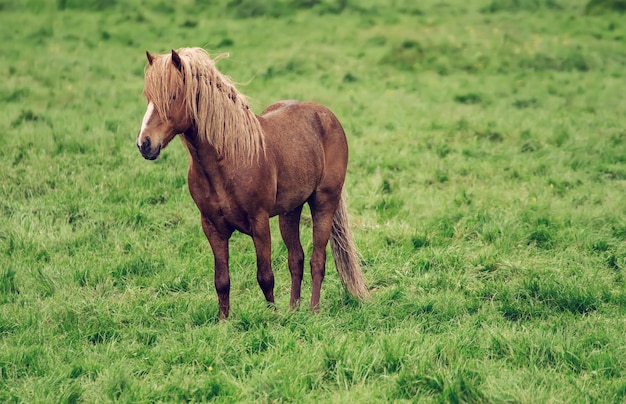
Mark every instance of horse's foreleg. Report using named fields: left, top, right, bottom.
left=202, top=216, right=232, bottom=320
left=279, top=206, right=304, bottom=310
left=251, top=216, right=275, bottom=307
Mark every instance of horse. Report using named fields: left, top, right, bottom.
left=136, top=47, right=368, bottom=319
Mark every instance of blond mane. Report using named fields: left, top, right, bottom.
left=143, top=47, right=265, bottom=162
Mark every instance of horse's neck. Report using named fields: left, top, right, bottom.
left=181, top=129, right=222, bottom=172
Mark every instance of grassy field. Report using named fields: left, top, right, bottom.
left=1, top=0, right=625, bottom=402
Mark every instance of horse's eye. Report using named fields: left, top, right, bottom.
left=171, top=94, right=177, bottom=101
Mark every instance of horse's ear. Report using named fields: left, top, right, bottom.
left=171, top=49, right=183, bottom=72
left=146, top=50, right=154, bottom=65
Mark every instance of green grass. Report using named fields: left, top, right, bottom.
left=1, top=0, right=626, bottom=401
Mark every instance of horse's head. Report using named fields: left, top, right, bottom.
left=137, top=50, right=192, bottom=160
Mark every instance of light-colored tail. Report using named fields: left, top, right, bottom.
left=330, top=190, right=369, bottom=299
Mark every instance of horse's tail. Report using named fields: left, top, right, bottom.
left=330, top=189, right=369, bottom=300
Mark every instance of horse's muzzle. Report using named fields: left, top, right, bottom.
left=138, top=137, right=161, bottom=160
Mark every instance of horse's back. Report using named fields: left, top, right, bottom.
left=260, top=100, right=348, bottom=157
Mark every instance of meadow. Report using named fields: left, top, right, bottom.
left=1, top=0, right=625, bottom=401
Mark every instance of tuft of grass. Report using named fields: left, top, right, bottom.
left=396, top=363, right=486, bottom=402
left=585, top=0, right=626, bottom=14
left=454, top=93, right=483, bottom=105
left=380, top=40, right=423, bottom=71
left=226, top=0, right=295, bottom=18
left=481, top=0, right=563, bottom=13
left=0, top=266, right=18, bottom=301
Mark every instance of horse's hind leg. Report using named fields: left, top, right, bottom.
left=279, top=206, right=304, bottom=310
left=251, top=215, right=276, bottom=308
left=308, top=192, right=341, bottom=312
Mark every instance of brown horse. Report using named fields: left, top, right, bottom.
left=136, top=47, right=368, bottom=319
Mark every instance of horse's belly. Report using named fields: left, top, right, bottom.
left=271, top=190, right=312, bottom=216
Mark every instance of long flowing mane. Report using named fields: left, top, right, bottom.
left=143, top=47, right=265, bottom=161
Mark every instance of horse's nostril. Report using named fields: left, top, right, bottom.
left=138, top=137, right=161, bottom=160
left=140, top=137, right=152, bottom=154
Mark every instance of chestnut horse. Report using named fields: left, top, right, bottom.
left=136, top=47, right=368, bottom=319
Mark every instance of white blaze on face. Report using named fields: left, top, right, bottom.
left=137, top=102, right=155, bottom=146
